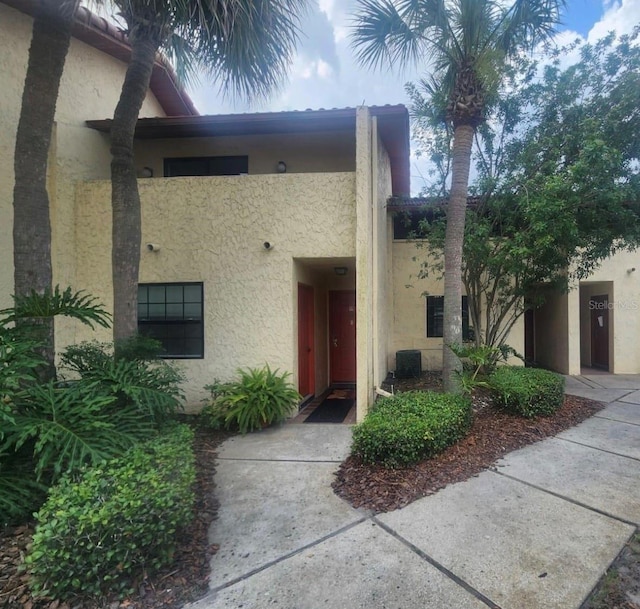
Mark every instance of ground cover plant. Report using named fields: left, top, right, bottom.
left=352, top=391, right=472, bottom=467
left=26, top=424, right=195, bottom=600
left=490, top=366, right=565, bottom=417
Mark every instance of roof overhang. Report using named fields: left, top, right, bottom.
left=86, top=105, right=411, bottom=195
left=2, top=0, right=197, bottom=117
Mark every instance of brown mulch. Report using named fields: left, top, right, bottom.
left=0, top=426, right=231, bottom=609
left=332, top=376, right=605, bottom=513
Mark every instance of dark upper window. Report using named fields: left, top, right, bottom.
left=393, top=208, right=445, bottom=240
left=164, top=156, right=248, bottom=177
left=426, top=295, right=472, bottom=341
left=137, top=283, right=203, bottom=358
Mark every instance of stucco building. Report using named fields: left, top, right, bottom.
left=2, top=0, right=638, bottom=420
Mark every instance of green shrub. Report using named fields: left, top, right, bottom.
left=25, top=424, right=195, bottom=600
left=202, top=365, right=300, bottom=434
left=490, top=366, right=565, bottom=417
left=352, top=391, right=472, bottom=467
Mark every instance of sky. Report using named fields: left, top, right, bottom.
left=187, top=0, right=640, bottom=191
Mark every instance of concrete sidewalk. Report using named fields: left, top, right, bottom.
left=186, top=376, right=640, bottom=609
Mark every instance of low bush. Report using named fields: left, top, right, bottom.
left=490, top=366, right=565, bottom=417
left=351, top=391, right=472, bottom=467
left=202, top=366, right=300, bottom=434
left=25, top=424, right=195, bottom=600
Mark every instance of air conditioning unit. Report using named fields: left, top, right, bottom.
left=395, top=350, right=422, bottom=379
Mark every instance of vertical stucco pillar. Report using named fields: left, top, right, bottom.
left=567, top=283, right=581, bottom=375
left=355, top=107, right=373, bottom=421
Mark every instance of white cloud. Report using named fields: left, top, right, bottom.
left=588, top=0, right=640, bottom=40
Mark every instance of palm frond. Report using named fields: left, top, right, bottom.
left=194, top=0, right=308, bottom=101
left=1, top=285, right=111, bottom=329
left=495, top=0, right=566, bottom=56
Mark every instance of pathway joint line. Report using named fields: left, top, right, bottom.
left=372, top=517, right=502, bottom=609
left=593, top=413, right=640, bottom=428
left=216, top=457, right=344, bottom=464
left=556, top=437, right=640, bottom=463
left=492, top=470, right=638, bottom=527
left=208, top=517, right=368, bottom=594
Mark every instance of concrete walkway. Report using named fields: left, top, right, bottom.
left=186, top=376, right=640, bottom=609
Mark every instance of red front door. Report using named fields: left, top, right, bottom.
left=298, top=284, right=315, bottom=397
left=329, top=290, right=356, bottom=383
left=591, top=295, right=609, bottom=370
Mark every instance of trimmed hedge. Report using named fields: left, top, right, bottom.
left=25, top=424, right=195, bottom=600
left=490, top=366, right=565, bottom=418
left=351, top=391, right=472, bottom=467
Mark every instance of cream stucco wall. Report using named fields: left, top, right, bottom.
left=372, top=121, right=393, bottom=395
left=576, top=249, right=640, bottom=373
left=355, top=108, right=374, bottom=420
left=73, top=173, right=356, bottom=408
left=0, top=1, right=165, bottom=317
left=134, top=131, right=355, bottom=177
left=390, top=240, right=525, bottom=371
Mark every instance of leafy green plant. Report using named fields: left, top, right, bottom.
left=200, top=379, right=235, bottom=430
left=1, top=286, right=111, bottom=329
left=204, top=366, right=300, bottom=434
left=3, top=380, right=153, bottom=482
left=352, top=391, right=472, bottom=467
left=450, top=343, right=522, bottom=393
left=490, top=366, right=565, bottom=417
left=25, top=424, right=195, bottom=600
left=60, top=342, right=184, bottom=425
left=0, top=290, right=184, bottom=527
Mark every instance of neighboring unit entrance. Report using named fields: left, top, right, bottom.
left=590, top=295, right=609, bottom=370
left=329, top=290, right=356, bottom=384
left=298, top=284, right=315, bottom=398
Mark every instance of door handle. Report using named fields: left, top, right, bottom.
left=332, top=337, right=338, bottom=348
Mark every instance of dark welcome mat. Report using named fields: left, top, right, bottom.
left=304, top=398, right=354, bottom=424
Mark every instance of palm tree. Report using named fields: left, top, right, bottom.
left=108, top=0, right=308, bottom=345
left=352, top=0, right=565, bottom=392
left=13, top=0, right=80, bottom=378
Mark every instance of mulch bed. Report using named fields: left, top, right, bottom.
left=332, top=375, right=605, bottom=513
left=0, top=426, right=231, bottom=609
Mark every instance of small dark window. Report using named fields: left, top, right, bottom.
left=164, top=156, right=248, bottom=177
left=426, top=295, right=471, bottom=340
left=138, top=283, right=203, bottom=358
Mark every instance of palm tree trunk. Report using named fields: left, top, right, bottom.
left=443, top=124, right=474, bottom=393
left=13, top=0, right=78, bottom=379
left=111, top=37, right=159, bottom=345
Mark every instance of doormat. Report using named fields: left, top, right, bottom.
left=304, top=398, right=354, bottom=424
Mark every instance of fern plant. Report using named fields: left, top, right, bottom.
left=208, top=366, right=300, bottom=434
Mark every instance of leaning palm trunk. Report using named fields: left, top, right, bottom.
left=442, top=124, right=474, bottom=393
left=111, top=37, right=159, bottom=344
left=13, top=0, right=78, bottom=379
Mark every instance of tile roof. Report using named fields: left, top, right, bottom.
left=2, top=0, right=198, bottom=117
